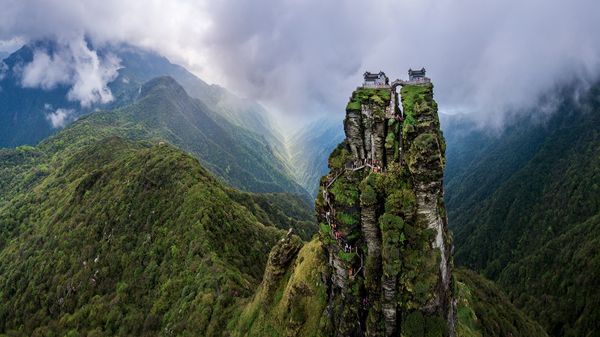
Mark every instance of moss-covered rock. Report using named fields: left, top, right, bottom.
left=316, top=78, right=455, bottom=337
left=232, top=239, right=330, bottom=337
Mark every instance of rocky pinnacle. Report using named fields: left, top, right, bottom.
left=316, top=76, right=455, bottom=337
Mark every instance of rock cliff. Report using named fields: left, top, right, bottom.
left=315, top=80, right=455, bottom=337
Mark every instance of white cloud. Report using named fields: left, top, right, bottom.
left=21, top=49, right=72, bottom=89
left=0, top=0, right=599, bottom=127
left=0, top=37, right=25, bottom=53
left=20, top=38, right=121, bottom=107
left=45, top=108, right=73, bottom=128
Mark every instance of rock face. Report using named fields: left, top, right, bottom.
left=316, top=80, right=455, bottom=337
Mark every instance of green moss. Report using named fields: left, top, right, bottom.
left=346, top=101, right=362, bottom=111
left=319, top=223, right=331, bottom=235
left=330, top=177, right=359, bottom=206
left=406, top=133, right=444, bottom=181
left=339, top=250, right=357, bottom=263
left=337, top=212, right=358, bottom=226
left=385, top=188, right=416, bottom=217
left=359, top=178, right=377, bottom=206
left=328, top=142, right=352, bottom=170
left=380, top=213, right=404, bottom=277
left=400, top=84, right=432, bottom=136
left=402, top=311, right=425, bottom=337
left=233, top=240, right=329, bottom=337
left=346, top=88, right=392, bottom=113
left=385, top=132, right=396, bottom=149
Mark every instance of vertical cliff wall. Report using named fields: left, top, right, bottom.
left=316, top=81, right=455, bottom=337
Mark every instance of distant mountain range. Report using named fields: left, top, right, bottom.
left=287, top=117, right=344, bottom=196
left=0, top=40, right=307, bottom=197
left=444, top=82, right=600, bottom=337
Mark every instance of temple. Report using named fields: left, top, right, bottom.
left=408, top=68, right=430, bottom=83
left=363, top=71, right=389, bottom=87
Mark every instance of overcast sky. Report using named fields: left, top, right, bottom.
left=1, top=0, right=599, bottom=129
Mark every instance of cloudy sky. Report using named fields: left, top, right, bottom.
left=1, top=0, right=599, bottom=129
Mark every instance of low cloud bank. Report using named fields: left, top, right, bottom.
left=20, top=39, right=121, bottom=107
left=1, top=0, right=599, bottom=128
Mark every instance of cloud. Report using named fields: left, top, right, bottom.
left=0, top=37, right=25, bottom=53
left=1, top=0, right=599, bottom=127
left=20, top=38, right=121, bottom=107
left=45, top=107, right=74, bottom=128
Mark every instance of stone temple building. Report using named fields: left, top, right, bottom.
left=408, top=68, right=430, bottom=83
left=363, top=71, right=389, bottom=87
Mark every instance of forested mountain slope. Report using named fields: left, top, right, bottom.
left=0, top=121, right=317, bottom=335
left=114, top=46, right=288, bottom=157
left=444, top=82, right=600, bottom=336
left=0, top=42, right=300, bottom=196
left=2, top=74, right=309, bottom=199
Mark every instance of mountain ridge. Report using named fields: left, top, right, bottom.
left=444, top=82, right=600, bottom=336
left=0, top=41, right=306, bottom=197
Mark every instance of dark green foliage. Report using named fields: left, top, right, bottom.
left=499, top=213, right=600, bottom=337
left=329, top=176, right=360, bottom=207
left=228, top=192, right=316, bottom=240
left=445, top=82, right=600, bottom=336
left=455, top=269, right=548, bottom=337
left=0, top=124, right=317, bottom=336
left=380, top=214, right=404, bottom=276
left=359, top=179, right=377, bottom=206
left=327, top=141, right=353, bottom=170
left=402, top=311, right=425, bottom=337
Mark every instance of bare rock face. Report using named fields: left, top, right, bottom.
left=316, top=80, right=456, bottom=337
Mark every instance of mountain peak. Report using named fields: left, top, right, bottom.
left=139, top=76, right=188, bottom=100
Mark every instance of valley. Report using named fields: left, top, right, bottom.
left=0, top=37, right=599, bottom=337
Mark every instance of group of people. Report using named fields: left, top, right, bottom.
left=321, top=169, right=367, bottom=280
left=324, top=206, right=348, bottom=247
left=361, top=158, right=383, bottom=173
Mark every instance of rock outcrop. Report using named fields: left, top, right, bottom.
left=316, top=78, right=455, bottom=337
